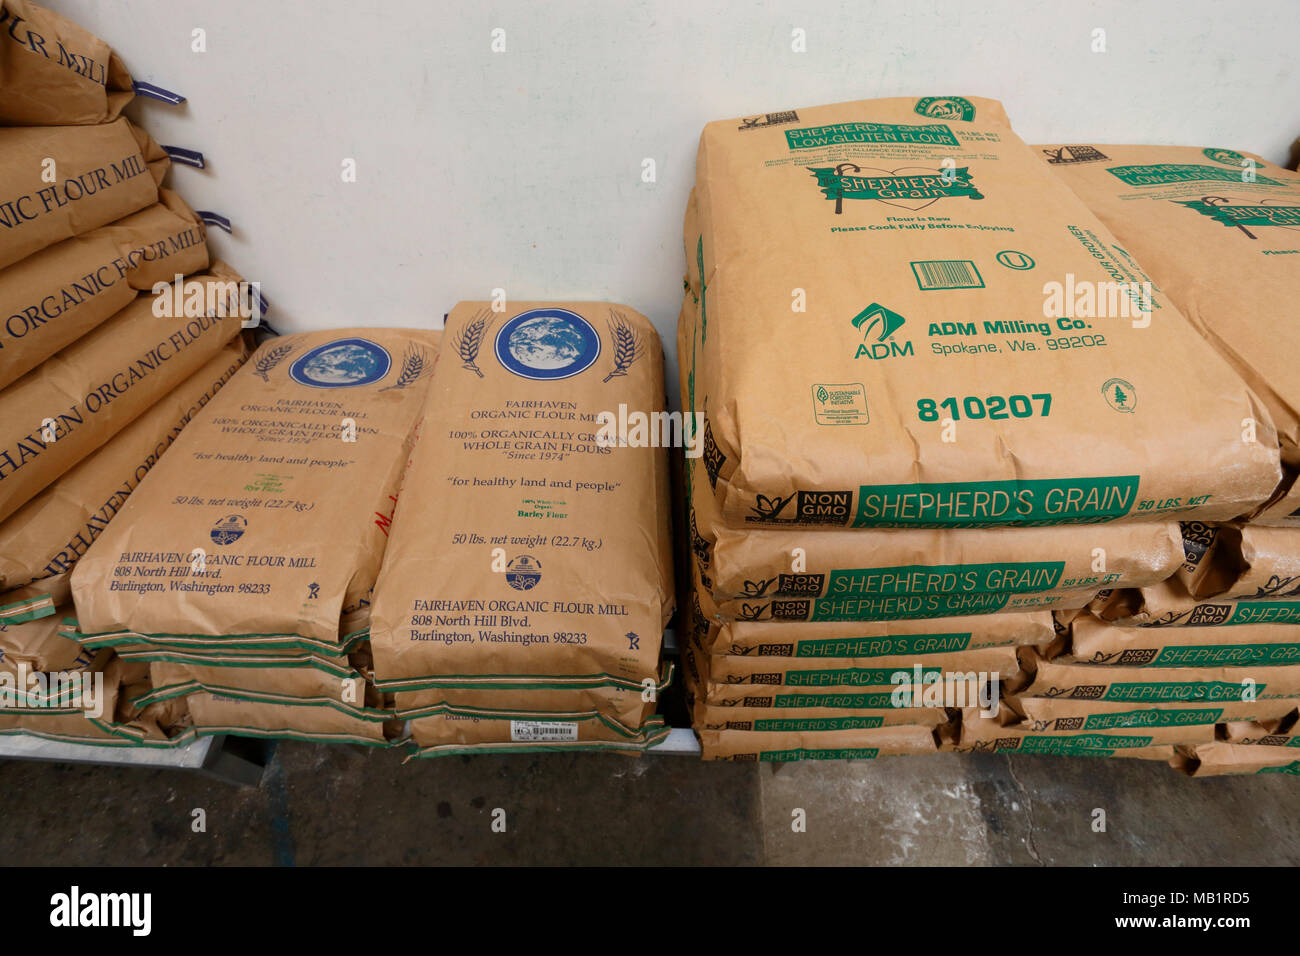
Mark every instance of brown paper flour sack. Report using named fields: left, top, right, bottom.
left=957, top=707, right=1196, bottom=761
left=370, top=301, right=673, bottom=695
left=1025, top=655, right=1300, bottom=702
left=688, top=448, right=1181, bottom=600
left=0, top=264, right=247, bottom=523
left=1178, top=742, right=1300, bottom=777
left=0, top=341, right=245, bottom=625
left=0, top=189, right=209, bottom=388
left=0, top=603, right=88, bottom=670
left=1036, top=144, right=1300, bottom=524
left=1070, top=613, right=1300, bottom=668
left=1015, top=695, right=1295, bottom=731
left=185, top=692, right=397, bottom=747
left=698, top=724, right=938, bottom=761
left=1100, top=578, right=1300, bottom=628
left=683, top=97, right=1279, bottom=533
left=407, top=711, right=670, bottom=759
left=69, top=328, right=439, bottom=652
left=0, top=0, right=133, bottom=125
left=0, top=117, right=168, bottom=270
left=1177, top=523, right=1300, bottom=601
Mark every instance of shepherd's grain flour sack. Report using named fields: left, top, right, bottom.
left=407, top=711, right=669, bottom=758
left=370, top=301, right=673, bottom=693
left=692, top=585, right=1053, bottom=657
left=690, top=639, right=1021, bottom=688
left=0, top=0, right=133, bottom=126
left=1013, top=694, right=1293, bottom=731
left=0, top=341, right=245, bottom=613
left=0, top=117, right=168, bottom=270
left=1177, top=524, right=1300, bottom=601
left=957, top=707, right=1195, bottom=759
left=0, top=189, right=208, bottom=388
left=687, top=455, right=1182, bottom=603
left=687, top=692, right=948, bottom=733
left=682, top=634, right=1014, bottom=707
left=0, top=264, right=246, bottom=523
left=698, top=724, right=937, bottom=761
left=1037, top=143, right=1300, bottom=523
left=1070, top=612, right=1300, bottom=667
left=1101, top=578, right=1300, bottom=628
left=682, top=98, right=1280, bottom=532
left=1179, top=741, right=1300, bottom=776
left=1024, top=655, right=1300, bottom=701
left=69, top=328, right=439, bottom=650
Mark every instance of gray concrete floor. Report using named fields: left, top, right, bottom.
left=1, top=745, right=1297, bottom=865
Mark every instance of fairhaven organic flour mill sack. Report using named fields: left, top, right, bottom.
left=370, top=301, right=674, bottom=695
left=69, top=328, right=440, bottom=651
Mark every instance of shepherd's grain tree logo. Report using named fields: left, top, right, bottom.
left=851, top=303, right=912, bottom=359
left=1176, top=194, right=1300, bottom=241
left=808, top=163, right=983, bottom=215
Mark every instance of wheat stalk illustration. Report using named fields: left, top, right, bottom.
left=602, top=309, right=646, bottom=383
left=379, top=345, right=429, bottom=391
left=452, top=309, right=492, bottom=378
left=253, top=341, right=296, bottom=382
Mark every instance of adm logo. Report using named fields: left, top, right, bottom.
left=495, top=308, right=601, bottom=381
left=851, top=303, right=912, bottom=360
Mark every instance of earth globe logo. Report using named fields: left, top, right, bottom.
left=289, top=337, right=392, bottom=389
left=494, top=308, right=600, bottom=380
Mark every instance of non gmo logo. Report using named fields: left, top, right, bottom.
left=210, top=515, right=247, bottom=546
left=505, top=554, right=543, bottom=591
left=289, top=337, right=392, bottom=389
left=494, top=308, right=601, bottom=381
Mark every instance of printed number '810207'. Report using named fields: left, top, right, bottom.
left=917, top=393, right=1052, bottom=421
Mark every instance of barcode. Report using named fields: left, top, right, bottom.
left=911, top=259, right=984, bottom=290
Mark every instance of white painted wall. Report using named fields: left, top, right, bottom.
left=48, top=0, right=1300, bottom=400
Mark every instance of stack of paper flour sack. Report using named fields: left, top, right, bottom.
left=0, top=1, right=253, bottom=747
left=64, top=329, right=438, bottom=747
left=369, top=301, right=675, bottom=758
left=679, top=96, right=1285, bottom=763
left=1031, top=140, right=1300, bottom=777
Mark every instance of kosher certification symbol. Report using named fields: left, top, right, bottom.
left=1102, top=378, right=1137, bottom=413
left=996, top=250, right=1035, bottom=270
